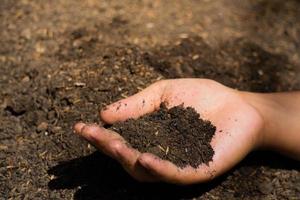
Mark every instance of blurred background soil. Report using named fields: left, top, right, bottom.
left=0, top=0, right=300, bottom=199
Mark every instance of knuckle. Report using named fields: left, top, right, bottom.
left=108, top=140, right=123, bottom=151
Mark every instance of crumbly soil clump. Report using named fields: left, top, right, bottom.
left=111, top=103, right=216, bottom=168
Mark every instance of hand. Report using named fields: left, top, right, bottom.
left=74, top=79, right=264, bottom=184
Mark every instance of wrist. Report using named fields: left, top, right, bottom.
left=240, top=91, right=272, bottom=149
left=240, top=91, right=300, bottom=159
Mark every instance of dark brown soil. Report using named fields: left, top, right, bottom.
left=1, top=0, right=300, bottom=199
left=111, top=103, right=216, bottom=168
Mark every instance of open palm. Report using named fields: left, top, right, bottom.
left=75, top=79, right=263, bottom=184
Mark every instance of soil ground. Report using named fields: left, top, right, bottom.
left=1, top=0, right=300, bottom=199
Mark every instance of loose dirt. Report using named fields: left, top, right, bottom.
left=1, top=0, right=300, bottom=199
left=111, top=103, right=216, bottom=168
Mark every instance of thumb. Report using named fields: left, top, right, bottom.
left=100, top=80, right=168, bottom=124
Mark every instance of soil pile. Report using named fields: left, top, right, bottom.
left=111, top=103, right=216, bottom=168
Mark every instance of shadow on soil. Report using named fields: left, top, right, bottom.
left=48, top=151, right=299, bottom=200
left=48, top=150, right=219, bottom=200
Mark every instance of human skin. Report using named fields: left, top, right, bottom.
left=74, top=79, right=300, bottom=184
left=241, top=91, right=300, bottom=160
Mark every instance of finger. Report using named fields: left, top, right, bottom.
left=138, top=153, right=213, bottom=185
left=74, top=122, right=124, bottom=158
left=115, top=144, right=158, bottom=182
left=100, top=80, right=168, bottom=124
left=115, top=142, right=140, bottom=170
left=74, top=122, right=122, bottom=141
left=74, top=123, right=157, bottom=182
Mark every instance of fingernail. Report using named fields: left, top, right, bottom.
left=74, top=122, right=86, bottom=134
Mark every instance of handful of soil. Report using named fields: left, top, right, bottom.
left=110, top=103, right=216, bottom=168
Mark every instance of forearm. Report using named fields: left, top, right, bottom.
left=242, top=91, right=300, bottom=160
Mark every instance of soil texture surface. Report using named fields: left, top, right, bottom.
left=111, top=103, right=216, bottom=168
left=1, top=0, right=300, bottom=199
